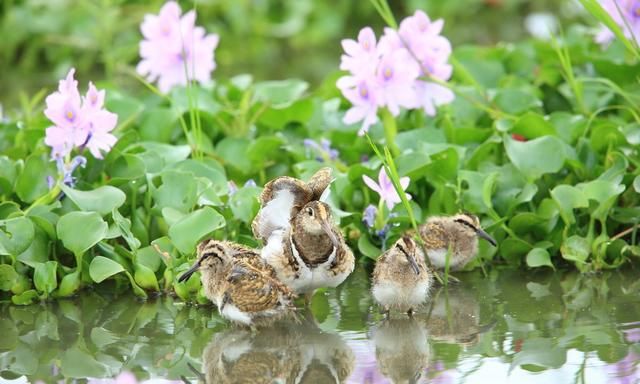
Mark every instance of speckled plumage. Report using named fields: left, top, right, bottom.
left=261, top=201, right=355, bottom=299
left=178, top=239, right=295, bottom=326
left=251, top=167, right=333, bottom=244
left=418, top=213, right=497, bottom=271
left=372, top=236, right=433, bottom=315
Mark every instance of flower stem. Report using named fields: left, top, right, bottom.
left=380, top=108, right=400, bottom=157
left=25, top=182, right=62, bottom=215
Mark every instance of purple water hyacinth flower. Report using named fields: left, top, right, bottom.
left=304, top=138, right=340, bottom=161
left=340, top=27, right=380, bottom=75
left=596, top=0, right=640, bottom=45
left=227, top=180, right=238, bottom=196
left=137, top=1, right=220, bottom=93
left=44, top=69, right=118, bottom=160
left=363, top=204, right=378, bottom=229
left=362, top=167, right=411, bottom=210
left=244, top=179, right=257, bottom=188
left=337, top=11, right=454, bottom=134
left=337, top=76, right=381, bottom=135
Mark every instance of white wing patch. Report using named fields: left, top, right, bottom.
left=256, top=189, right=295, bottom=239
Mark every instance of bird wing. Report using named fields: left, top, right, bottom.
left=307, top=167, right=333, bottom=201
left=252, top=177, right=313, bottom=242
left=225, top=261, right=294, bottom=314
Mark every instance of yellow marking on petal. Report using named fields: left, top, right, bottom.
left=635, top=7, right=640, bottom=17
left=384, top=67, right=392, bottom=79
left=66, top=111, right=74, bottom=120
left=359, top=85, right=368, bottom=98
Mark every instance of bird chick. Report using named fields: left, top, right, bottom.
left=178, top=239, right=295, bottom=327
left=372, top=236, right=433, bottom=316
left=418, top=213, right=497, bottom=271
left=251, top=167, right=332, bottom=244
left=261, top=200, right=355, bottom=304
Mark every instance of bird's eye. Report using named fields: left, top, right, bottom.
left=306, top=207, right=314, bottom=217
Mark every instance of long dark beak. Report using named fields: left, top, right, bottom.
left=320, top=218, right=340, bottom=249
left=178, top=263, right=200, bottom=283
left=476, top=229, right=497, bottom=247
left=397, top=242, right=420, bottom=275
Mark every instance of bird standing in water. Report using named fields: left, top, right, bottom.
left=252, top=168, right=354, bottom=304
left=261, top=200, right=355, bottom=304
left=418, top=213, right=497, bottom=270
left=178, top=239, right=295, bottom=327
left=372, top=235, right=433, bottom=316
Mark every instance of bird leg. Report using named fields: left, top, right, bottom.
left=433, top=270, right=461, bottom=286
left=407, top=308, right=414, bottom=317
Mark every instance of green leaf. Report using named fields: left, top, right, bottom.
left=107, top=154, right=146, bottom=182
left=11, top=289, right=39, bottom=305
left=634, top=175, right=640, bottom=193
left=0, top=264, right=18, bottom=291
left=512, top=112, right=556, bottom=139
left=357, top=235, right=381, bottom=259
left=139, top=107, right=178, bottom=142
left=57, top=271, right=81, bottom=297
left=493, top=88, right=541, bottom=115
left=134, top=263, right=159, bottom=291
left=550, top=185, right=588, bottom=225
left=526, top=248, right=554, bottom=269
left=57, top=212, right=108, bottom=259
left=111, top=209, right=141, bottom=251
left=15, top=154, right=55, bottom=203
left=89, top=256, right=125, bottom=283
left=504, top=135, right=566, bottom=180
left=153, top=170, right=198, bottom=213
left=33, top=261, right=58, bottom=295
left=60, top=185, right=126, bottom=216
left=169, top=207, right=226, bottom=254
left=0, top=216, right=35, bottom=256
left=0, top=156, right=16, bottom=195
left=253, top=79, right=308, bottom=108
left=561, top=235, right=591, bottom=264
left=228, top=186, right=261, bottom=224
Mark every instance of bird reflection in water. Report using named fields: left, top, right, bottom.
left=422, top=285, right=494, bottom=347
left=201, top=315, right=354, bottom=383
left=373, top=318, right=430, bottom=383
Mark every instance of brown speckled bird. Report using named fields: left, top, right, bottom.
left=373, top=318, right=430, bottom=383
left=178, top=239, right=295, bottom=327
left=251, top=167, right=333, bottom=244
left=261, top=200, right=355, bottom=304
left=372, top=236, right=433, bottom=316
left=418, top=213, right=497, bottom=271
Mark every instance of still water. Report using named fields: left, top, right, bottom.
left=1, top=264, right=639, bottom=383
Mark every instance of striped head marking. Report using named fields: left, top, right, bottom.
left=294, top=201, right=339, bottom=248
left=453, top=213, right=497, bottom=247
left=178, top=240, right=227, bottom=282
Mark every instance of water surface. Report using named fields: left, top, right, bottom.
left=1, top=264, right=639, bottom=383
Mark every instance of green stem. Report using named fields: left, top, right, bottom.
left=25, top=182, right=62, bottom=215
left=380, top=108, right=399, bottom=156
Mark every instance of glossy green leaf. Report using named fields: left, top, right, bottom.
left=253, top=79, right=308, bottom=108
left=561, top=235, right=591, bottom=264
left=0, top=264, right=18, bottom=291
left=33, top=261, right=58, bottom=295
left=60, top=185, right=126, bottom=216
left=89, top=256, right=125, bottom=283
left=15, top=155, right=54, bottom=203
left=57, top=271, right=81, bottom=297
left=134, top=263, right=159, bottom=291
left=0, top=216, right=35, bottom=256
left=526, top=248, right=554, bottom=269
left=504, top=135, right=566, bottom=180
left=57, top=212, right=108, bottom=258
left=228, top=186, right=261, bottom=224
left=169, top=207, right=226, bottom=254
